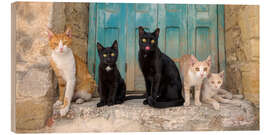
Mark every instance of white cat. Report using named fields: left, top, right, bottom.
left=201, top=71, right=243, bottom=110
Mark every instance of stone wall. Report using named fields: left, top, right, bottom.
left=14, top=2, right=89, bottom=131
left=224, top=5, right=259, bottom=106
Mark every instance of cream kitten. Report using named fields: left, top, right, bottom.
left=201, top=71, right=243, bottom=110
left=173, top=54, right=211, bottom=106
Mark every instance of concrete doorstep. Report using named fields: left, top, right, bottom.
left=21, top=97, right=259, bottom=133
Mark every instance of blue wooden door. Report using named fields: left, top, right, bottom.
left=126, top=4, right=158, bottom=91
left=92, top=3, right=127, bottom=82
left=188, top=5, right=219, bottom=72
left=88, top=3, right=225, bottom=92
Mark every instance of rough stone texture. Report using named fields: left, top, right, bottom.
left=14, top=2, right=90, bottom=130
left=64, top=3, right=89, bottom=62
left=18, top=98, right=258, bottom=133
left=15, top=2, right=56, bottom=130
left=224, top=5, right=259, bottom=106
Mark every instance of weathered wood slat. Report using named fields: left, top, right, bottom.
left=88, top=4, right=225, bottom=92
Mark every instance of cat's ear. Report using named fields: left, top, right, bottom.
left=190, top=55, right=198, bottom=66
left=219, top=70, right=224, bottom=78
left=111, top=40, right=118, bottom=51
left=47, top=28, right=54, bottom=40
left=153, top=28, right=160, bottom=38
left=97, top=42, right=104, bottom=54
left=138, top=26, right=144, bottom=36
left=65, top=27, right=72, bottom=38
left=206, top=55, right=212, bottom=66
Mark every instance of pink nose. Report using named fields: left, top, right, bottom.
left=145, top=46, right=150, bottom=50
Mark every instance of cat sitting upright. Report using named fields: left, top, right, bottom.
left=96, top=40, right=126, bottom=107
left=173, top=55, right=211, bottom=107
left=47, top=27, right=96, bottom=116
left=201, top=71, right=244, bottom=110
left=138, top=26, right=185, bottom=108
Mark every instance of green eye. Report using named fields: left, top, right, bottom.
left=103, top=54, right=107, bottom=57
left=151, top=40, right=155, bottom=44
left=142, top=38, right=147, bottom=43
left=111, top=53, right=115, bottom=56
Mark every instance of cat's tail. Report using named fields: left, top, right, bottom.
left=124, top=95, right=145, bottom=101
left=172, top=58, right=181, bottom=63
left=147, top=97, right=185, bottom=108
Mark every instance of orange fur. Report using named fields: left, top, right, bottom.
left=61, top=97, right=69, bottom=108
left=48, top=27, right=97, bottom=103
left=173, top=54, right=211, bottom=106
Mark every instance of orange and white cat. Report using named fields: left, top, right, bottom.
left=173, top=55, right=211, bottom=106
left=201, top=71, right=243, bottom=110
left=47, top=27, right=96, bottom=116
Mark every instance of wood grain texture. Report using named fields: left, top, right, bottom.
left=88, top=4, right=225, bottom=92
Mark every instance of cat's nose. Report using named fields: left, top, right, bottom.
left=59, top=47, right=63, bottom=52
left=145, top=46, right=150, bottom=50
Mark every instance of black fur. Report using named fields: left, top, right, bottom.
left=96, top=40, right=126, bottom=107
left=138, top=26, right=185, bottom=108
left=96, top=40, right=144, bottom=107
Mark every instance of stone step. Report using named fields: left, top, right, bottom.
left=41, top=98, right=258, bottom=132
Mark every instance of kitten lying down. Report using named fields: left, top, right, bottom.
left=201, top=71, right=243, bottom=110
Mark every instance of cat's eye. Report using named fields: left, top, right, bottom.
left=203, top=67, right=208, bottom=71
left=111, top=53, right=115, bottom=56
left=103, top=54, right=107, bottom=57
left=211, top=81, right=215, bottom=84
left=142, top=38, right=147, bottom=43
left=151, top=40, right=155, bottom=44
left=195, top=67, right=200, bottom=71
left=218, top=81, right=221, bottom=84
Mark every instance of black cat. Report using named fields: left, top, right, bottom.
left=96, top=40, right=144, bottom=107
left=138, top=26, right=185, bottom=108
left=96, top=40, right=126, bottom=107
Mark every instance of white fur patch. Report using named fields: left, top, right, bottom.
left=52, top=41, right=76, bottom=116
left=74, top=91, right=92, bottom=101
left=188, top=70, right=204, bottom=86
left=105, top=66, right=112, bottom=72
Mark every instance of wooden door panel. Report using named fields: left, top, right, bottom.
left=95, top=3, right=127, bottom=82
left=126, top=4, right=158, bottom=91
left=89, top=4, right=225, bottom=92
left=188, top=5, right=218, bottom=72
left=158, top=4, right=187, bottom=69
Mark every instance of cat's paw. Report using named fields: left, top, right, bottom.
left=97, top=102, right=106, bottom=107
left=53, top=100, right=62, bottom=108
left=184, top=101, right=190, bottom=106
left=59, top=106, right=69, bottom=117
left=75, top=98, right=85, bottom=104
left=213, top=103, right=220, bottom=110
left=147, top=96, right=154, bottom=106
left=116, top=100, right=123, bottom=104
left=143, top=99, right=148, bottom=105
left=195, top=101, right=202, bottom=106
left=65, top=109, right=75, bottom=119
